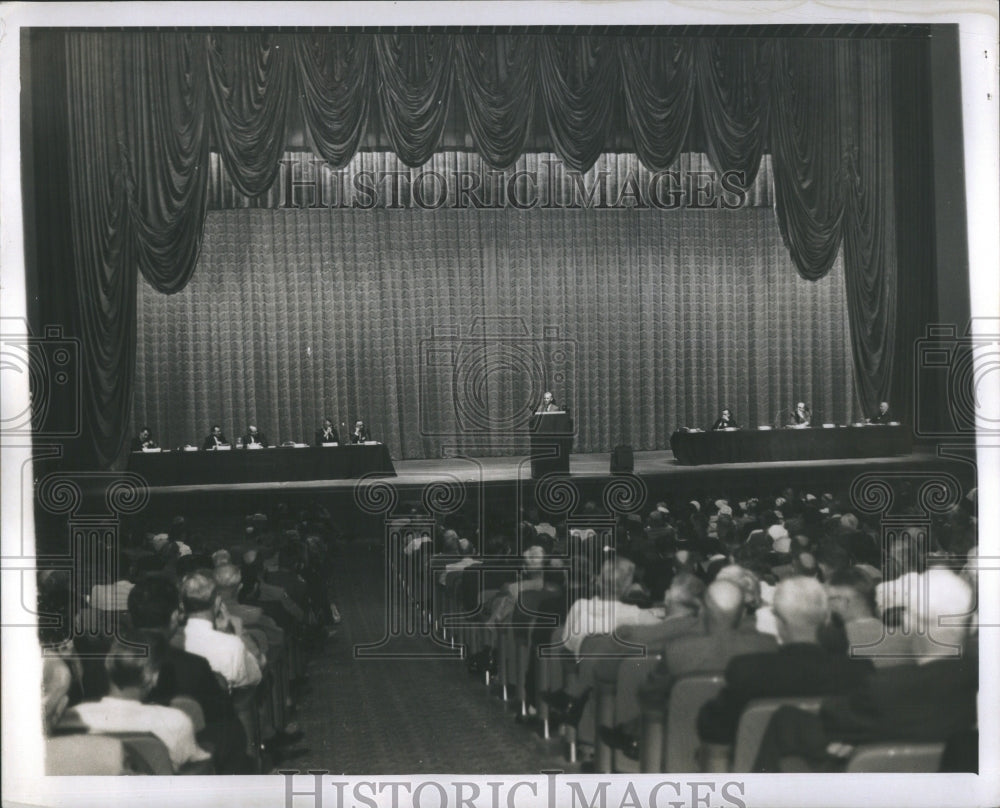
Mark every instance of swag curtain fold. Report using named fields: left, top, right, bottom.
left=58, top=31, right=903, bottom=467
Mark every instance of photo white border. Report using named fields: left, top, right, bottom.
left=2, top=2, right=997, bottom=807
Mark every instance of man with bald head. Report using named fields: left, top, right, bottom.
left=602, top=580, right=779, bottom=756
left=697, top=576, right=873, bottom=747
left=753, top=568, right=978, bottom=772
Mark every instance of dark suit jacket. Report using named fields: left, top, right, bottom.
left=130, top=436, right=158, bottom=451
left=242, top=432, right=267, bottom=448
left=315, top=427, right=340, bottom=445
left=149, top=645, right=231, bottom=724
left=711, top=418, right=740, bottom=431
left=264, top=569, right=310, bottom=613
left=697, top=642, right=873, bottom=744
left=663, top=626, right=779, bottom=679
left=349, top=427, right=371, bottom=443
left=752, top=656, right=977, bottom=772
left=202, top=434, right=229, bottom=450
left=821, top=657, right=977, bottom=743
left=870, top=409, right=894, bottom=424
left=148, top=644, right=251, bottom=774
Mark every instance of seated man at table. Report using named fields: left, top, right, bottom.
left=242, top=425, right=268, bottom=448
left=711, top=409, right=740, bottom=431
left=314, top=418, right=339, bottom=445
left=867, top=401, right=894, bottom=424
left=131, top=426, right=158, bottom=451
left=202, top=424, right=230, bottom=450
left=788, top=402, right=812, bottom=427
left=349, top=419, right=371, bottom=443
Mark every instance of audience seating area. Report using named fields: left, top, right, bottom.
left=390, top=481, right=980, bottom=774
left=35, top=478, right=979, bottom=775
left=37, top=501, right=341, bottom=775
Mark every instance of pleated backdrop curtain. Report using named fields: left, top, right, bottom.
left=134, top=153, right=855, bottom=459
left=40, top=31, right=912, bottom=466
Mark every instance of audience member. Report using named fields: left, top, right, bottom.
left=753, top=569, right=977, bottom=772
left=696, top=576, right=873, bottom=753
left=178, top=573, right=262, bottom=690
left=62, top=632, right=212, bottom=772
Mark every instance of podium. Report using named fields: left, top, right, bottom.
left=529, top=412, right=574, bottom=477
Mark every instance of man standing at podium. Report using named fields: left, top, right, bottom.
left=537, top=391, right=562, bottom=413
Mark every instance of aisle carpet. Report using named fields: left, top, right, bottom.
left=289, top=541, right=574, bottom=774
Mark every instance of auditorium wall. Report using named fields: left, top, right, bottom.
left=134, top=153, right=857, bottom=460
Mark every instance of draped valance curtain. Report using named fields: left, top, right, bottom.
left=57, top=31, right=899, bottom=468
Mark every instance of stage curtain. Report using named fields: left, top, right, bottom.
left=455, top=35, right=537, bottom=169
left=134, top=151, right=856, bottom=460
left=293, top=34, right=375, bottom=167
left=49, top=31, right=909, bottom=467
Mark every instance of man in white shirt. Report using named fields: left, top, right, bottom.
left=179, top=572, right=262, bottom=690
left=64, top=632, right=211, bottom=773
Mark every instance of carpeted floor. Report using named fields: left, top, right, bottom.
left=288, top=541, right=574, bottom=774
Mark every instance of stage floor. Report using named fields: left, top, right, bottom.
left=137, top=447, right=959, bottom=495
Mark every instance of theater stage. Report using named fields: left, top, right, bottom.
left=130, top=445, right=972, bottom=500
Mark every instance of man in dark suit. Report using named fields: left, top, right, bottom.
left=202, top=425, right=229, bottom=450
left=867, top=401, right=893, bottom=424
left=242, top=425, right=267, bottom=448
left=349, top=419, right=371, bottom=443
left=127, top=577, right=252, bottom=773
left=788, top=402, right=812, bottom=427
left=751, top=568, right=977, bottom=772
left=315, top=418, right=339, bottom=445
left=130, top=426, right=158, bottom=452
left=697, top=576, right=872, bottom=746
left=711, top=409, right=740, bottom=430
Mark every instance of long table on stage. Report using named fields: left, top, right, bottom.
left=670, top=425, right=912, bottom=466
left=127, top=444, right=396, bottom=486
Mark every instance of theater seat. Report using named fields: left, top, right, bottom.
left=846, top=742, right=946, bottom=773
left=105, top=732, right=174, bottom=775
left=46, top=735, right=125, bottom=775
left=170, top=696, right=206, bottom=732
left=731, top=697, right=823, bottom=772
left=663, top=674, right=725, bottom=772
